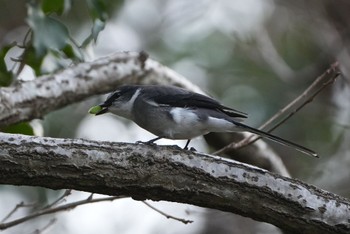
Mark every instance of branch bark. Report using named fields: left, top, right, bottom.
left=0, top=133, right=349, bottom=234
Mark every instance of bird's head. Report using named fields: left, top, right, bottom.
left=89, top=85, right=141, bottom=119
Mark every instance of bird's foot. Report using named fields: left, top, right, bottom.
left=183, top=146, right=197, bottom=151
left=136, top=140, right=157, bottom=146
left=190, top=147, right=197, bottom=152
left=136, top=137, right=162, bottom=147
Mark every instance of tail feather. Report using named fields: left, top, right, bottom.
left=233, top=121, right=318, bottom=158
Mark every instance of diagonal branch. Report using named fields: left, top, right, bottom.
left=213, top=62, right=340, bottom=155
left=0, top=132, right=349, bottom=233
left=142, top=201, right=193, bottom=224
left=0, top=193, right=124, bottom=230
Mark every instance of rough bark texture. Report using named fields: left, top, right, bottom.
left=0, top=133, right=349, bottom=234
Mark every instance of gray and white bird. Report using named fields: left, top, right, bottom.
left=91, top=85, right=317, bottom=157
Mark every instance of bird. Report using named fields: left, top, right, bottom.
left=89, top=85, right=318, bottom=158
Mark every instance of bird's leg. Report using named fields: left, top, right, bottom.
left=136, top=137, right=162, bottom=146
left=147, top=137, right=162, bottom=144
left=184, top=139, right=191, bottom=150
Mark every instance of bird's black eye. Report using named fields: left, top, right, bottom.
left=106, top=91, right=121, bottom=101
left=103, top=91, right=121, bottom=107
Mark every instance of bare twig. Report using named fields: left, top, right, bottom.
left=0, top=195, right=125, bottom=230
left=29, top=218, right=57, bottom=234
left=1, top=190, right=71, bottom=224
left=41, top=189, right=72, bottom=209
left=142, top=201, right=193, bottom=224
left=14, top=29, right=33, bottom=79
left=213, top=62, right=340, bottom=155
left=1, top=201, right=37, bottom=223
left=10, top=57, right=23, bottom=62
left=17, top=29, right=32, bottom=48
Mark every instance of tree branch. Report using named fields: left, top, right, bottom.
left=0, top=133, right=349, bottom=233
left=142, top=201, right=193, bottom=224
left=212, top=61, right=340, bottom=155
left=0, top=193, right=124, bottom=230
left=0, top=51, right=203, bottom=128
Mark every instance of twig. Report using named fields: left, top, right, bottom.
left=213, top=62, right=340, bottom=155
left=0, top=195, right=125, bottom=230
left=142, top=201, right=193, bottom=224
left=1, top=201, right=37, bottom=223
left=1, top=190, right=71, bottom=224
left=14, top=29, right=33, bottom=78
left=29, top=218, right=57, bottom=234
left=236, top=62, right=340, bottom=149
left=41, top=189, right=72, bottom=209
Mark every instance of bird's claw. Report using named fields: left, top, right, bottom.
left=183, top=146, right=197, bottom=151
left=136, top=140, right=158, bottom=147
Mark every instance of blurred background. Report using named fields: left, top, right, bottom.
left=0, top=0, right=349, bottom=233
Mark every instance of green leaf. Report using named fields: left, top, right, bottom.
left=42, top=0, right=69, bottom=15
left=0, top=45, right=12, bottom=71
left=0, top=71, right=13, bottom=87
left=62, top=44, right=75, bottom=59
left=88, top=105, right=102, bottom=115
left=80, top=0, right=108, bottom=47
left=3, top=122, right=34, bottom=135
left=0, top=45, right=14, bottom=87
left=81, top=34, right=93, bottom=48
left=23, top=46, right=45, bottom=76
left=91, top=18, right=105, bottom=42
left=27, top=4, right=70, bottom=56
left=81, top=19, right=106, bottom=47
left=87, top=0, right=108, bottom=21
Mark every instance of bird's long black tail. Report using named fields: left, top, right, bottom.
left=233, top=121, right=318, bottom=158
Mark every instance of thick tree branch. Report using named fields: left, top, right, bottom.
left=0, top=51, right=202, bottom=128
left=0, top=133, right=349, bottom=234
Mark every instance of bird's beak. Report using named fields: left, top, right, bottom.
left=88, top=104, right=109, bottom=115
